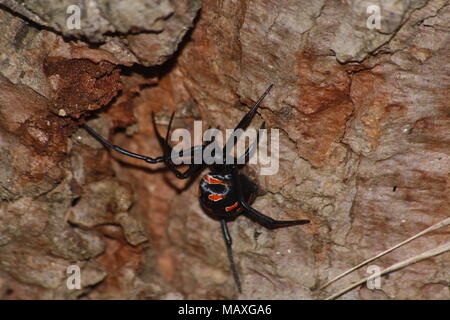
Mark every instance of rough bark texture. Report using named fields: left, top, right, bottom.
left=0, top=0, right=448, bottom=299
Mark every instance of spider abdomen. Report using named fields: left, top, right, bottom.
left=199, top=173, right=257, bottom=219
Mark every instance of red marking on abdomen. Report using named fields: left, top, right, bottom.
left=203, top=175, right=230, bottom=185
left=225, top=202, right=239, bottom=212
left=208, top=194, right=224, bottom=201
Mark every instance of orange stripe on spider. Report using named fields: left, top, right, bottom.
left=225, top=202, right=239, bottom=212
left=208, top=194, right=224, bottom=201
left=203, top=175, right=230, bottom=185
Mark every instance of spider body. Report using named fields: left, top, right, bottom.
left=199, top=173, right=257, bottom=219
left=83, top=84, right=310, bottom=293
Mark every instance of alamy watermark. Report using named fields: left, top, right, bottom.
left=66, top=264, right=81, bottom=290
left=366, top=4, right=382, bottom=30
left=366, top=265, right=382, bottom=290
left=66, top=5, right=81, bottom=30
left=167, top=121, right=279, bottom=175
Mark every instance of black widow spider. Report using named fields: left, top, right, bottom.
left=82, top=84, right=310, bottom=292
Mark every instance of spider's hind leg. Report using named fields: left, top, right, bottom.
left=232, top=171, right=310, bottom=230
left=242, top=205, right=310, bottom=230
left=83, top=124, right=164, bottom=164
left=220, top=219, right=242, bottom=293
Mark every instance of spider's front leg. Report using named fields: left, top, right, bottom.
left=222, top=84, right=273, bottom=160
left=231, top=170, right=310, bottom=229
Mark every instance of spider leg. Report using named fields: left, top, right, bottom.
left=231, top=170, right=310, bottom=229
left=83, top=124, right=165, bottom=164
left=220, top=219, right=242, bottom=293
left=152, top=111, right=175, bottom=156
left=171, top=162, right=207, bottom=179
left=232, top=84, right=273, bottom=132
left=152, top=112, right=213, bottom=179
left=223, top=84, right=273, bottom=160
left=84, top=123, right=200, bottom=165
left=234, top=121, right=265, bottom=165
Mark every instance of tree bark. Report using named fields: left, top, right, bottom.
left=0, top=0, right=448, bottom=299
